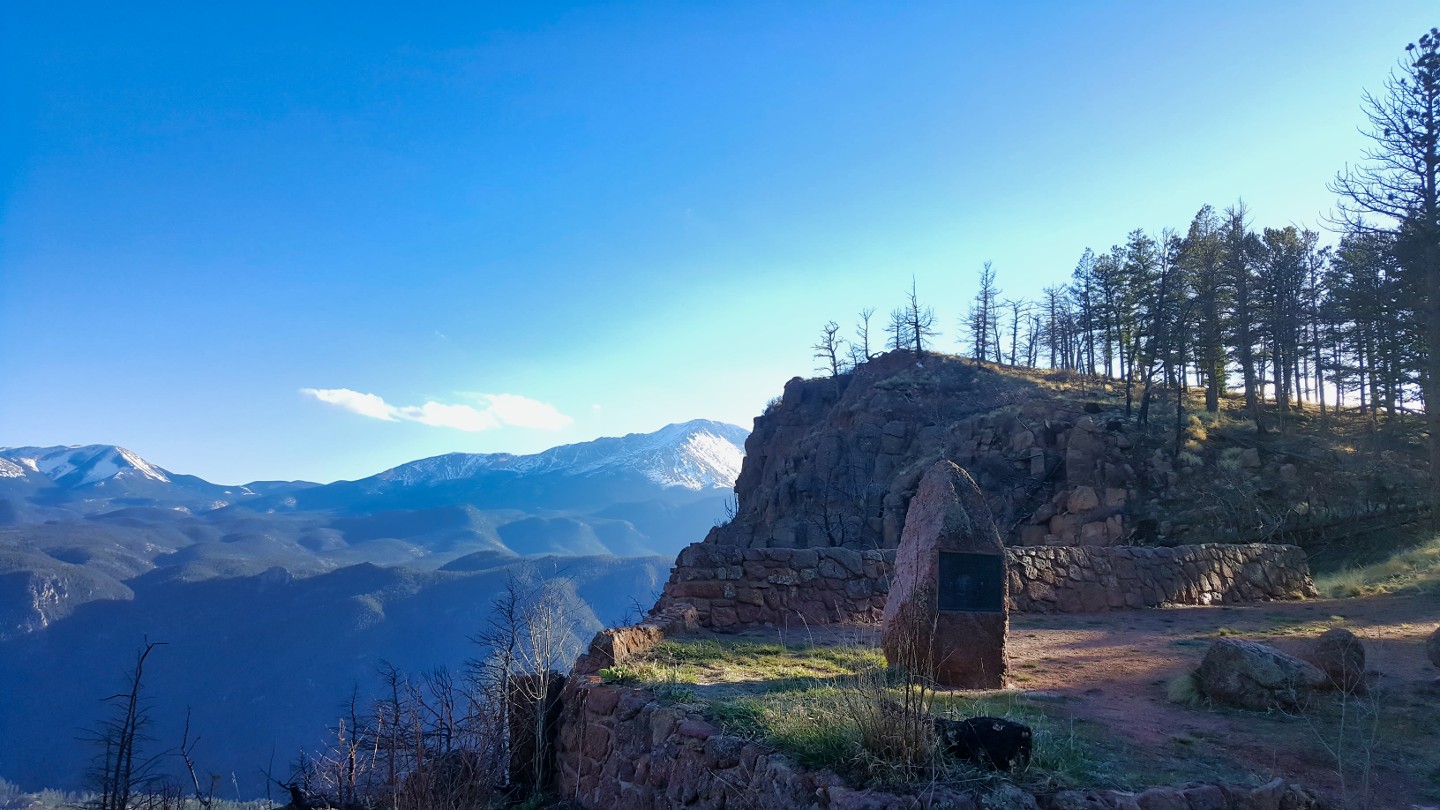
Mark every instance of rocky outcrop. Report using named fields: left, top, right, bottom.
left=709, top=353, right=1137, bottom=551
left=653, top=543, right=1315, bottom=629
left=1195, top=638, right=1329, bottom=711
left=0, top=563, right=133, bottom=642
left=708, top=351, right=1426, bottom=555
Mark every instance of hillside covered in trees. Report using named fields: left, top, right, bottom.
left=813, top=30, right=1440, bottom=519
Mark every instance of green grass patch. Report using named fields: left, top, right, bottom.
left=1315, top=533, right=1440, bottom=597
left=708, top=682, right=1161, bottom=794
left=623, top=636, right=1264, bottom=794
left=628, top=637, right=886, bottom=687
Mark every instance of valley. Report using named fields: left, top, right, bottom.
left=0, top=421, right=746, bottom=795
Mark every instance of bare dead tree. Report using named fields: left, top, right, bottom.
left=886, top=307, right=909, bottom=352
left=177, top=709, right=216, bottom=810
left=812, top=320, right=847, bottom=377
left=88, top=639, right=167, bottom=810
left=850, top=307, right=877, bottom=366
left=904, top=278, right=939, bottom=356
left=469, top=572, right=583, bottom=799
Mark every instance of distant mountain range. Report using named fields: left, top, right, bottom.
left=0, top=419, right=746, bottom=515
left=0, top=420, right=747, bottom=795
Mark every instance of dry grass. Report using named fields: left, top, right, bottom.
left=1316, top=534, right=1440, bottom=597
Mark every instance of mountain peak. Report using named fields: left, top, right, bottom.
left=374, top=420, right=748, bottom=491
left=0, top=444, right=171, bottom=487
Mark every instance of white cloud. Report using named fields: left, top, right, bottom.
left=302, top=388, right=572, bottom=432
left=300, top=388, right=398, bottom=421
left=395, top=401, right=501, bottom=432
left=481, top=393, right=573, bottom=430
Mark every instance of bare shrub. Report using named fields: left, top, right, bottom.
left=288, top=572, right=584, bottom=809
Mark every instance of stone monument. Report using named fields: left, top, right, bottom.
left=882, top=460, right=1007, bottom=688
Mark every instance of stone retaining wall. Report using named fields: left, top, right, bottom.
left=1008, top=543, right=1318, bottom=614
left=553, top=676, right=1322, bottom=809
left=653, top=542, right=1316, bottom=630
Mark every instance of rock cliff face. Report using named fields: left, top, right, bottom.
left=707, top=351, right=1423, bottom=554
left=708, top=352, right=1139, bottom=551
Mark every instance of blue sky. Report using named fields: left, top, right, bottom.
left=1, top=1, right=1433, bottom=485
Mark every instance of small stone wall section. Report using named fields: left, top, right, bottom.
left=1009, top=543, right=1319, bottom=614
left=573, top=605, right=697, bottom=677
left=655, top=544, right=891, bottom=630
left=653, top=543, right=1316, bottom=630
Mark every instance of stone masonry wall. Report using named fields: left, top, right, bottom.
left=653, top=542, right=1316, bottom=630
left=1008, top=543, right=1319, bottom=614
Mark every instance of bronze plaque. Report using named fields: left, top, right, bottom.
left=937, top=552, right=1004, bottom=613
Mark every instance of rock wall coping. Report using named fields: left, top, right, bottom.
left=653, top=542, right=1317, bottom=631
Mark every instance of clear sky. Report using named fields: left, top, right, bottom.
left=1, top=2, right=1433, bottom=485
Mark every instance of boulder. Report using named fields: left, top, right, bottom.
left=1195, top=638, right=1327, bottom=710
left=1428, top=626, right=1440, bottom=669
left=1065, top=418, right=1105, bottom=488
left=1067, top=486, right=1101, bottom=513
left=1310, top=627, right=1365, bottom=692
left=933, top=716, right=1032, bottom=771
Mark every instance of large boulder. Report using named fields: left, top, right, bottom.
left=1428, top=626, right=1440, bottom=669
left=1310, top=627, right=1366, bottom=692
left=1195, top=638, right=1327, bottom=710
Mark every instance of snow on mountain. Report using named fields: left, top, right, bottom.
left=375, top=420, right=748, bottom=491
left=0, top=445, right=171, bottom=487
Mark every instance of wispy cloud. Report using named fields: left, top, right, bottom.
left=301, top=388, right=572, bottom=432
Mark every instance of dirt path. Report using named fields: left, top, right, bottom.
left=729, top=593, right=1440, bottom=806
left=1004, top=594, right=1440, bottom=807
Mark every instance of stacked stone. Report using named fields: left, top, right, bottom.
left=574, top=604, right=698, bottom=677
left=656, top=544, right=890, bottom=631
left=1008, top=544, right=1318, bottom=614
left=654, top=541, right=1317, bottom=628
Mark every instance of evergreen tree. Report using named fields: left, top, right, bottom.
left=1332, top=28, right=1440, bottom=512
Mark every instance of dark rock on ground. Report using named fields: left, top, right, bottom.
left=1310, top=626, right=1366, bottom=692
left=933, top=716, right=1032, bottom=771
left=1195, top=638, right=1327, bottom=710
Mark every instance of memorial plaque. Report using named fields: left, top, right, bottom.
left=882, top=460, right=1009, bottom=688
left=937, top=552, right=1005, bottom=613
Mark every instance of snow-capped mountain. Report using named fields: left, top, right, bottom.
left=373, top=420, right=748, bottom=491
left=0, top=444, right=171, bottom=487
left=0, top=445, right=315, bottom=517
left=0, top=422, right=750, bottom=795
